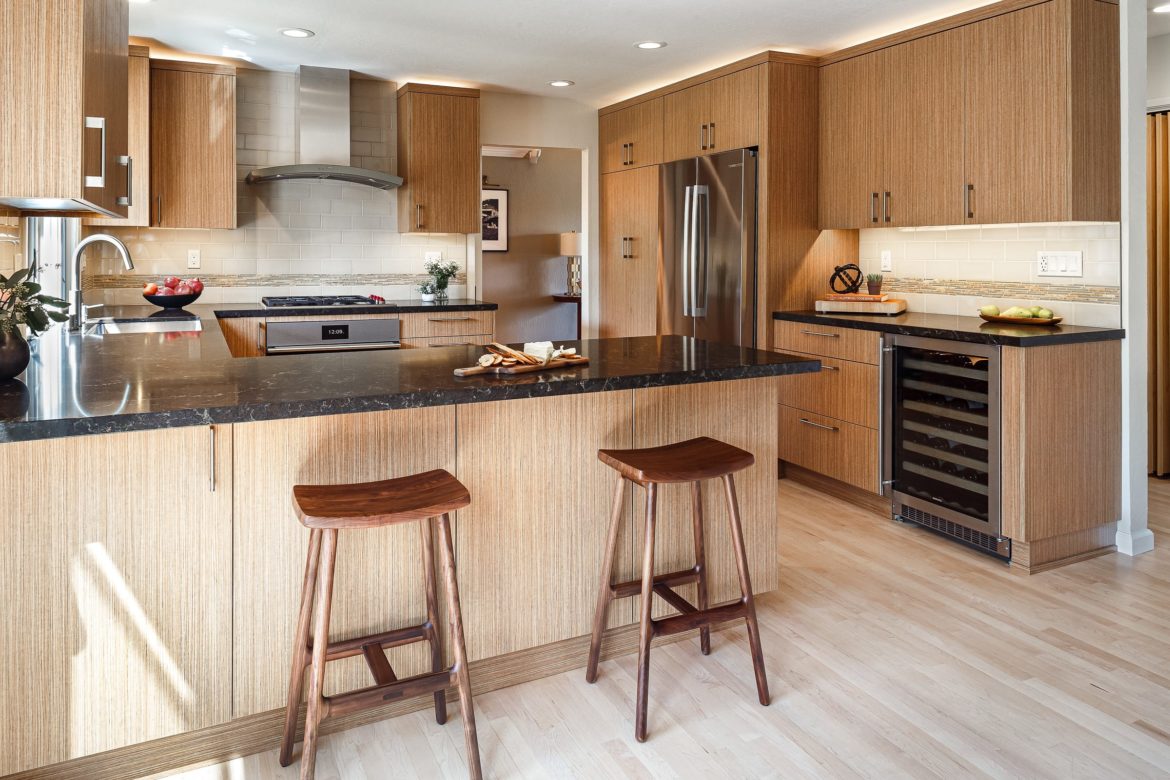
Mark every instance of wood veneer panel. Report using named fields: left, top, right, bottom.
left=231, top=409, right=455, bottom=717
left=400, top=334, right=494, bottom=349
left=599, top=97, right=663, bottom=173
left=217, top=317, right=263, bottom=357
left=399, top=309, right=495, bottom=338
left=631, top=379, right=780, bottom=618
left=773, top=320, right=880, bottom=364
left=662, top=81, right=707, bottom=162
left=600, top=167, right=658, bottom=338
left=706, top=66, right=760, bottom=153
left=1069, top=0, right=1120, bottom=221
left=85, top=46, right=150, bottom=227
left=776, top=350, right=880, bottom=429
left=818, top=54, right=881, bottom=229
left=396, top=89, right=480, bottom=233
left=778, top=404, right=879, bottom=494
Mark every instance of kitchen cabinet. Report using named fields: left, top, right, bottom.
left=399, top=309, right=495, bottom=339
left=0, top=426, right=232, bottom=776
left=0, top=0, right=130, bottom=218
left=600, top=166, right=659, bottom=338
left=150, top=60, right=237, bottom=229
left=599, top=97, right=663, bottom=174
left=397, top=84, right=480, bottom=234
left=663, top=67, right=760, bottom=162
left=86, top=44, right=151, bottom=227
left=819, top=0, right=1118, bottom=228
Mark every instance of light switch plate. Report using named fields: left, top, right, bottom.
left=186, top=249, right=201, bottom=270
left=1037, top=250, right=1081, bottom=277
left=424, top=251, right=443, bottom=262
left=880, top=250, right=893, bottom=272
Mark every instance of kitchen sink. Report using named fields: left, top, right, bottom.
left=86, top=319, right=204, bottom=335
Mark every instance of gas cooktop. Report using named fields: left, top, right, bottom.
left=261, top=295, right=390, bottom=308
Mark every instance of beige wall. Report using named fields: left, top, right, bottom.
left=481, top=149, right=581, bottom=343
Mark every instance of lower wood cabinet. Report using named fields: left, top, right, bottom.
left=777, top=351, right=879, bottom=429
left=0, top=426, right=232, bottom=777
left=398, top=310, right=495, bottom=340
left=777, top=405, right=878, bottom=493
left=401, top=334, right=492, bottom=348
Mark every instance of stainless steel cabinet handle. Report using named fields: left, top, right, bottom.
left=116, top=155, right=133, bottom=207
left=208, top=425, right=217, bottom=492
left=84, top=116, right=107, bottom=188
left=627, top=236, right=634, bottom=259
left=621, top=143, right=628, bottom=165
left=700, top=124, right=707, bottom=151
left=870, top=192, right=878, bottom=224
left=627, top=141, right=634, bottom=165
left=800, top=329, right=839, bottom=338
left=884, top=191, right=891, bottom=223
left=156, top=194, right=163, bottom=226
left=416, top=203, right=424, bottom=230
left=799, top=418, right=840, bottom=432
left=965, top=184, right=975, bottom=219
left=820, top=364, right=840, bottom=372
left=709, top=122, right=716, bottom=150
left=427, top=317, right=474, bottom=322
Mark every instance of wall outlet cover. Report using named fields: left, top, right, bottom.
left=186, top=249, right=201, bottom=270
left=880, top=250, right=893, bottom=272
left=1036, top=250, right=1082, bottom=277
left=424, top=251, right=443, bottom=262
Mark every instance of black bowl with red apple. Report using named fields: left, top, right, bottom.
left=143, top=276, right=205, bottom=309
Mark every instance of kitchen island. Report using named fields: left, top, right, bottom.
left=0, top=313, right=817, bottom=779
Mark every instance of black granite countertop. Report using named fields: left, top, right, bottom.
left=0, top=310, right=818, bottom=442
left=773, top=310, right=1124, bottom=347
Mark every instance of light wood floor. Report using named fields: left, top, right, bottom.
left=162, top=479, right=1170, bottom=780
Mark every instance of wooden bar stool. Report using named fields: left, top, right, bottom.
left=278, top=468, right=482, bottom=780
left=586, top=436, right=770, bottom=742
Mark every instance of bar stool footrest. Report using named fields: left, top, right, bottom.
left=317, top=623, right=431, bottom=663
left=611, top=566, right=700, bottom=599
left=652, top=599, right=748, bottom=638
left=325, top=669, right=458, bottom=719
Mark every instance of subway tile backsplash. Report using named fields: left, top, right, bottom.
left=86, top=69, right=471, bottom=305
left=858, top=222, right=1121, bottom=327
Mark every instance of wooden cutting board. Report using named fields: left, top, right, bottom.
left=454, top=355, right=589, bottom=377
left=815, top=298, right=908, bottom=314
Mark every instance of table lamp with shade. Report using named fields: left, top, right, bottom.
left=559, top=231, right=582, bottom=296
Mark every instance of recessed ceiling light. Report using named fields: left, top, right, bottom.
left=548, top=80, right=574, bottom=87
left=1156, top=3, right=1170, bottom=12
left=280, top=28, right=315, bottom=38
left=634, top=41, right=667, bottom=49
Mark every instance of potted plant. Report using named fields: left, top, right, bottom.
left=418, top=280, right=437, bottom=303
left=0, top=266, right=69, bottom=380
left=423, top=258, right=460, bottom=303
left=866, top=273, right=884, bottom=296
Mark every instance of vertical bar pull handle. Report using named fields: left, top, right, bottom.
left=117, top=156, right=133, bottom=207
left=708, top=122, right=716, bottom=150
left=208, top=425, right=217, bottom=493
left=681, top=185, right=695, bottom=315
left=156, top=194, right=163, bottom=227
left=627, top=141, right=633, bottom=166
left=700, top=124, right=707, bottom=151
left=870, top=192, right=878, bottom=224
left=965, top=184, right=975, bottom=220
left=884, top=191, right=891, bottom=223
left=416, top=204, right=424, bottom=230
left=693, top=184, right=710, bottom=317
left=85, top=116, right=107, bottom=188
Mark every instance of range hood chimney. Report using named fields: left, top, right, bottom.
left=244, top=66, right=403, bottom=190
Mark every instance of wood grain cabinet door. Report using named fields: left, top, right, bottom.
left=600, top=98, right=663, bottom=173
left=397, top=89, right=480, bottom=234
left=81, top=0, right=130, bottom=218
left=818, top=53, right=883, bottom=229
left=706, top=66, right=760, bottom=154
left=600, top=167, right=659, bottom=338
left=150, top=62, right=237, bottom=229
left=86, top=46, right=151, bottom=227
left=662, top=82, right=708, bottom=162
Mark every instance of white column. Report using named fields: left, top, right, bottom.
left=1119, top=0, right=1156, bottom=555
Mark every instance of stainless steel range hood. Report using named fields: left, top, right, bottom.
left=244, top=66, right=402, bottom=190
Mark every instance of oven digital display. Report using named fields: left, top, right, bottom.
left=321, top=324, right=349, bottom=340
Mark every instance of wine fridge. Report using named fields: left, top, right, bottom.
left=881, top=335, right=1010, bottom=560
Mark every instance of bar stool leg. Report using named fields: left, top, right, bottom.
left=690, top=481, right=711, bottom=656
left=419, top=515, right=448, bottom=725
left=279, top=529, right=323, bottom=767
left=300, top=528, right=339, bottom=780
left=586, top=474, right=626, bottom=683
left=635, top=482, right=658, bottom=743
left=436, top=513, right=483, bottom=780
left=722, top=475, right=770, bottom=706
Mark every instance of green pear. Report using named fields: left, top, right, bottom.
left=979, top=305, right=1000, bottom=316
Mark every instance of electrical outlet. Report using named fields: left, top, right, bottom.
left=1036, top=250, right=1081, bottom=277
left=424, top=251, right=443, bottom=262
left=186, top=249, right=201, bottom=270
left=880, top=250, right=893, bottom=272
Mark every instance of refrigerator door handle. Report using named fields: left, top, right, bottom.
left=681, top=185, right=694, bottom=316
left=692, top=184, right=710, bottom=317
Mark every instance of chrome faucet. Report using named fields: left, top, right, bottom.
left=68, top=233, right=134, bottom=331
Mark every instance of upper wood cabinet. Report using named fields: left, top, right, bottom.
left=600, top=167, right=659, bottom=338
left=397, top=84, right=480, bottom=234
left=599, top=97, right=663, bottom=174
left=85, top=45, right=151, bottom=227
left=663, top=67, right=760, bottom=162
left=150, top=60, right=237, bottom=229
left=818, top=0, right=1119, bottom=228
left=0, top=0, right=130, bottom=218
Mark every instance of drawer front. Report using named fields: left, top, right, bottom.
left=401, top=334, right=493, bottom=349
left=778, top=405, right=879, bottom=494
left=773, top=320, right=880, bottom=364
left=400, top=310, right=495, bottom=338
left=776, top=351, right=879, bottom=428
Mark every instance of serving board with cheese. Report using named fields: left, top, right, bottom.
left=454, top=342, right=589, bottom=376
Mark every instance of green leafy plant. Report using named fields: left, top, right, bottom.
left=423, top=259, right=460, bottom=292
left=418, top=280, right=437, bottom=295
left=866, top=273, right=884, bottom=283
left=0, top=265, right=69, bottom=337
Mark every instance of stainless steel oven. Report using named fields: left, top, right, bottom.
left=881, top=334, right=1010, bottom=559
left=263, top=318, right=400, bottom=354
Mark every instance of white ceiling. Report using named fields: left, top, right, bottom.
left=1150, top=0, right=1170, bottom=38
left=131, top=0, right=1145, bottom=107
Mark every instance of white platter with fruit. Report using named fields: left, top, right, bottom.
left=977, top=304, right=1062, bottom=327
left=142, top=275, right=205, bottom=309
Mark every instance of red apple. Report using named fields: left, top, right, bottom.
left=163, top=275, right=181, bottom=289
left=142, top=282, right=159, bottom=295
left=174, top=283, right=193, bottom=295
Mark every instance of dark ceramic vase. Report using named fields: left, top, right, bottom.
left=0, top=330, right=30, bottom=381
left=867, top=282, right=883, bottom=296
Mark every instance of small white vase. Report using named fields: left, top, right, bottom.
left=420, top=292, right=435, bottom=302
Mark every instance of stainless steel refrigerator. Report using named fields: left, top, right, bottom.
left=658, top=148, right=758, bottom=347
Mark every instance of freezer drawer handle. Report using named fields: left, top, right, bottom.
left=799, top=329, right=839, bottom=338
left=798, top=418, right=840, bottom=433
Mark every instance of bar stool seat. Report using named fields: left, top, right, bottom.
left=293, top=469, right=471, bottom=527
left=598, top=436, right=754, bottom=484
left=587, top=436, right=770, bottom=742
left=280, top=468, right=481, bottom=780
